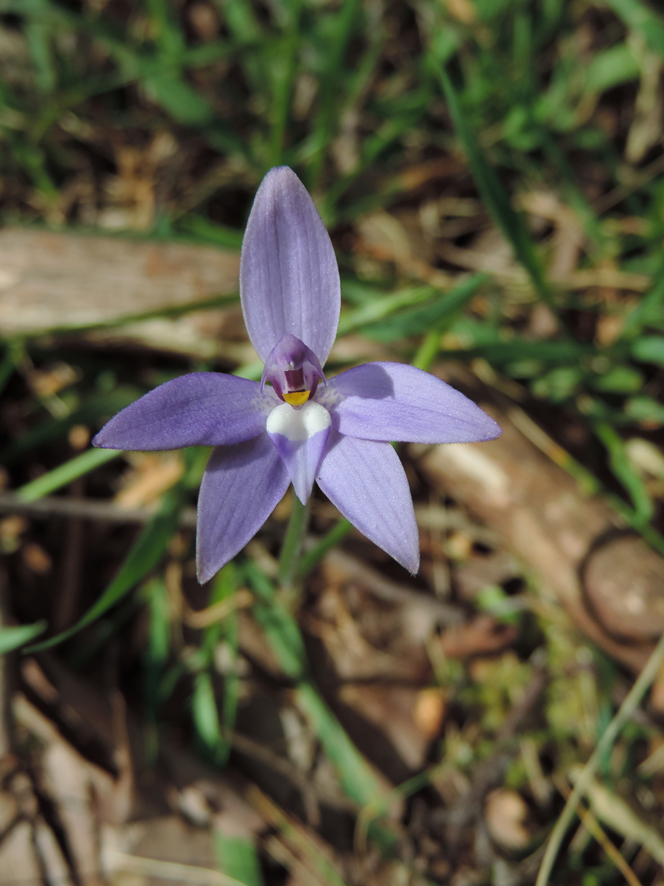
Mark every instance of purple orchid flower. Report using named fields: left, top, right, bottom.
left=94, top=167, right=501, bottom=582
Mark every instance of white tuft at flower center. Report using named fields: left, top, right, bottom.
left=266, top=400, right=331, bottom=439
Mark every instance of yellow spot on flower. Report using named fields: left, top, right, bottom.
left=283, top=390, right=310, bottom=407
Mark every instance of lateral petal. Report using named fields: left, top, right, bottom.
left=196, top=434, right=290, bottom=583
left=240, top=167, right=340, bottom=366
left=93, top=373, right=277, bottom=451
left=267, top=401, right=331, bottom=504
left=317, top=432, right=419, bottom=573
left=324, top=362, right=502, bottom=443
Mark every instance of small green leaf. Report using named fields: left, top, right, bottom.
left=0, top=621, right=47, bottom=655
left=144, top=72, right=215, bottom=126
left=631, top=336, right=664, bottom=366
left=214, top=832, right=264, bottom=886
left=532, top=366, right=583, bottom=402
left=621, top=270, right=664, bottom=337
left=584, top=43, right=640, bottom=95
left=625, top=396, right=664, bottom=424
left=591, top=365, right=644, bottom=393
left=192, top=671, right=224, bottom=760
left=603, top=0, right=664, bottom=60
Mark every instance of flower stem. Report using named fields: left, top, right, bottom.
left=298, top=518, right=351, bottom=578
left=278, top=494, right=311, bottom=596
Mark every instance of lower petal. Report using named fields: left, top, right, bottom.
left=196, top=434, right=290, bottom=583
left=267, top=401, right=331, bottom=504
left=316, top=432, right=419, bottom=573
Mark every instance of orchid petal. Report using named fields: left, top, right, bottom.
left=240, top=167, right=340, bottom=365
left=267, top=401, right=331, bottom=504
left=323, top=362, right=502, bottom=443
left=196, top=434, right=290, bottom=583
left=93, top=373, right=277, bottom=451
left=316, top=432, right=419, bottom=573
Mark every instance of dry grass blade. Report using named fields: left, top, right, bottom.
left=102, top=849, right=248, bottom=886
left=248, top=787, right=349, bottom=886
left=184, top=589, right=254, bottom=629
left=552, top=773, right=644, bottom=886
left=536, top=631, right=664, bottom=886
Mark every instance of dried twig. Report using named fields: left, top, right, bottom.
left=183, top=591, right=254, bottom=629
left=323, top=549, right=464, bottom=624
left=0, top=492, right=197, bottom=527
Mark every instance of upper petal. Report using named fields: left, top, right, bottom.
left=316, top=432, right=419, bottom=573
left=240, top=167, right=340, bottom=365
left=322, top=362, right=502, bottom=444
left=196, top=434, right=290, bottom=583
left=93, top=373, right=277, bottom=451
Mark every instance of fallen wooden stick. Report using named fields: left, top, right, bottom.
left=415, top=365, right=664, bottom=672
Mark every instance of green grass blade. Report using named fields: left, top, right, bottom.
left=307, top=0, right=361, bottom=187
left=192, top=671, right=225, bottom=761
left=603, top=0, right=664, bottom=59
left=595, top=421, right=654, bottom=525
left=214, top=832, right=265, bottom=886
left=0, top=621, right=47, bottom=654
left=143, top=576, right=171, bottom=762
left=244, top=561, right=306, bottom=679
left=361, top=274, right=488, bottom=343
left=436, top=65, right=557, bottom=317
left=295, top=681, right=385, bottom=807
left=144, top=72, right=215, bottom=126
left=337, top=285, right=438, bottom=336
left=15, top=448, right=121, bottom=503
left=26, top=487, right=184, bottom=652
left=244, top=564, right=390, bottom=816
left=621, top=266, right=664, bottom=337
left=298, top=519, right=352, bottom=578
left=200, top=565, right=241, bottom=766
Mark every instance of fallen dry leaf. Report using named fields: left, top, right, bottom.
left=484, top=789, right=531, bottom=850
left=21, top=541, right=53, bottom=574
left=440, top=616, right=518, bottom=659
left=0, top=821, right=42, bottom=885
left=339, top=684, right=429, bottom=770
left=114, top=453, right=184, bottom=509
left=0, top=790, right=18, bottom=832
left=413, top=688, right=447, bottom=740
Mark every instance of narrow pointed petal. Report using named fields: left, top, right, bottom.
left=240, top=167, right=340, bottom=365
left=316, top=432, right=419, bottom=573
left=267, top=401, right=331, bottom=504
left=196, top=435, right=289, bottom=583
left=93, top=373, right=277, bottom=451
left=323, top=362, right=502, bottom=443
